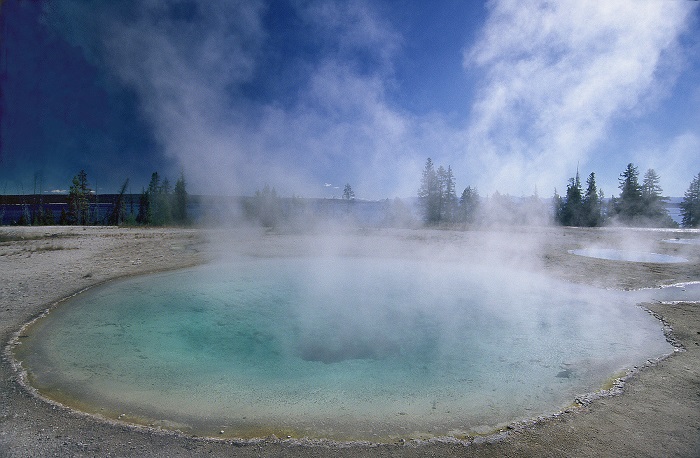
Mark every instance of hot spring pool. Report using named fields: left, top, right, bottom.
left=15, top=257, right=673, bottom=441
left=568, top=248, right=688, bottom=263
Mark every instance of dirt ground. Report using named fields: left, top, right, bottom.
left=1, top=225, right=699, bottom=457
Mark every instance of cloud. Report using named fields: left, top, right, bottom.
left=462, top=0, right=696, bottom=195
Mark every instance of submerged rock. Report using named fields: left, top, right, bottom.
left=556, top=369, right=572, bottom=378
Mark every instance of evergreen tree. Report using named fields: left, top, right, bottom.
left=561, top=171, right=583, bottom=226
left=67, top=170, right=90, bottom=225
left=161, top=177, right=172, bottom=194
left=616, top=163, right=643, bottom=222
left=418, top=159, right=457, bottom=225
left=342, top=183, right=355, bottom=200
left=16, top=203, right=30, bottom=226
left=597, top=188, right=606, bottom=224
left=31, top=172, right=44, bottom=226
left=146, top=172, right=160, bottom=225
left=436, top=165, right=447, bottom=223
left=129, top=171, right=186, bottom=226
left=147, top=172, right=160, bottom=195
left=40, top=206, right=55, bottom=225
left=641, top=169, right=668, bottom=220
left=109, top=179, right=129, bottom=225
left=582, top=172, right=602, bottom=226
left=153, top=176, right=172, bottom=226
left=680, top=172, right=700, bottom=228
left=552, top=189, right=564, bottom=224
left=136, top=188, right=150, bottom=224
left=459, top=186, right=480, bottom=224
left=173, top=173, right=188, bottom=225
left=442, top=166, right=457, bottom=223
left=418, top=158, right=440, bottom=225
left=606, top=195, right=617, bottom=222
left=134, top=172, right=161, bottom=225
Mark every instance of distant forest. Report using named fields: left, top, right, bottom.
left=1, top=164, right=699, bottom=228
left=417, top=158, right=699, bottom=229
left=0, top=171, right=189, bottom=227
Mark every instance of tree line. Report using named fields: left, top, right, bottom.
left=6, top=170, right=189, bottom=226
left=418, top=158, right=482, bottom=226
left=554, top=163, right=697, bottom=228
left=418, top=158, right=700, bottom=228
left=135, top=171, right=189, bottom=226
left=418, top=158, right=550, bottom=227
left=4, top=163, right=700, bottom=229
left=682, top=172, right=700, bottom=228
left=554, top=164, right=676, bottom=227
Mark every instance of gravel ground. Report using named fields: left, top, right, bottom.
left=1, top=225, right=699, bottom=457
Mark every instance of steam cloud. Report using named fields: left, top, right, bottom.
left=45, top=0, right=698, bottom=198
left=465, top=0, right=697, bottom=196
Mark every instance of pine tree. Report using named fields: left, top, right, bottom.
left=552, top=189, right=564, bottom=224
left=67, top=170, right=90, bottom=225
left=582, top=172, right=601, bottom=226
left=436, top=165, right=447, bottom=223
left=459, top=186, right=480, bottom=224
left=562, top=171, right=583, bottom=226
left=342, top=183, right=355, bottom=200
left=136, top=172, right=160, bottom=225
left=641, top=169, right=668, bottom=221
left=616, top=163, right=643, bottom=222
left=418, top=158, right=440, bottom=225
left=442, top=166, right=457, bottom=223
left=680, top=173, right=700, bottom=228
left=154, top=176, right=172, bottom=226
left=173, top=173, right=188, bottom=225
left=136, top=188, right=150, bottom=224
left=109, top=179, right=129, bottom=225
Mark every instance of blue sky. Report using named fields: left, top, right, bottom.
left=1, top=0, right=699, bottom=199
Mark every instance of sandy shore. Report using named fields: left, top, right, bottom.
left=1, top=225, right=699, bottom=457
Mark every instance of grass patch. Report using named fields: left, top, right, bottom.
left=0, top=244, right=74, bottom=256
left=0, top=232, right=75, bottom=244
left=32, top=245, right=67, bottom=252
left=0, top=234, right=36, bottom=243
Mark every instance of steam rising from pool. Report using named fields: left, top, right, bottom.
left=16, top=256, right=673, bottom=440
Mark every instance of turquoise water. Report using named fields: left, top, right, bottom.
left=16, top=257, right=673, bottom=440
